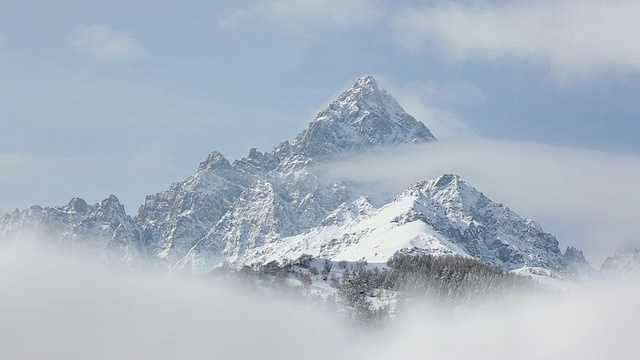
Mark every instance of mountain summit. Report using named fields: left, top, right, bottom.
left=290, top=75, right=436, bottom=159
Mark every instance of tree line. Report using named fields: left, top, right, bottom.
left=212, top=253, right=538, bottom=325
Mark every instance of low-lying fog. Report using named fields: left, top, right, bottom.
left=1, top=240, right=638, bottom=360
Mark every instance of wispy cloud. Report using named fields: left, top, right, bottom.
left=68, top=25, right=147, bottom=64
left=384, top=79, right=481, bottom=140
left=399, top=99, right=478, bottom=141
left=392, top=0, right=640, bottom=78
left=219, top=0, right=385, bottom=33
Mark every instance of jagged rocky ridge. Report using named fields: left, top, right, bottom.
left=229, top=174, right=568, bottom=273
left=0, top=75, right=584, bottom=276
left=0, top=196, right=142, bottom=266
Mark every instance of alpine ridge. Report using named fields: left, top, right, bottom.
left=0, top=75, right=585, bottom=278
left=234, top=174, right=566, bottom=273
left=600, top=244, right=640, bottom=276
left=0, top=196, right=142, bottom=267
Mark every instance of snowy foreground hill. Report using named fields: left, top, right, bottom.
left=0, top=76, right=594, bottom=278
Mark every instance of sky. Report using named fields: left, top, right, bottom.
left=1, top=1, right=640, bottom=261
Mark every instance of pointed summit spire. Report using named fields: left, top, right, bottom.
left=198, top=151, right=231, bottom=172
left=351, top=75, right=379, bottom=92
left=289, top=75, right=436, bottom=159
left=335, top=75, right=383, bottom=107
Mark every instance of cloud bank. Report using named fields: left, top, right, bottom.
left=370, top=279, right=640, bottom=360
left=392, top=0, right=640, bottom=78
left=1, top=240, right=639, bottom=359
left=0, top=241, right=353, bottom=360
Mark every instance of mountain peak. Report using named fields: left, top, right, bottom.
left=335, top=75, right=386, bottom=111
left=562, top=246, right=595, bottom=280
left=433, top=173, right=461, bottom=189
left=289, top=75, right=436, bottom=159
left=66, top=197, right=89, bottom=214
left=101, top=195, right=123, bottom=209
left=347, top=74, right=379, bottom=94
left=564, top=246, right=586, bottom=260
left=198, top=151, right=231, bottom=172
left=356, top=74, right=377, bottom=85
left=407, top=174, right=465, bottom=195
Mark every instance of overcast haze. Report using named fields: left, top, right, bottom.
left=2, top=1, right=640, bottom=262
left=1, top=241, right=639, bottom=359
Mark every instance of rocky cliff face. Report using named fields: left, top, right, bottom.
left=1, top=75, right=582, bottom=277
left=135, top=151, right=254, bottom=267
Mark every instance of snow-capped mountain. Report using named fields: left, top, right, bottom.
left=224, top=174, right=566, bottom=272
left=0, top=75, right=583, bottom=277
left=562, top=246, right=596, bottom=280
left=134, top=75, right=436, bottom=268
left=135, top=151, right=254, bottom=267
left=289, top=75, right=435, bottom=160
left=0, top=196, right=142, bottom=266
left=600, top=245, right=640, bottom=276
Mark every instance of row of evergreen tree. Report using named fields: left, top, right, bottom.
left=212, top=253, right=538, bottom=325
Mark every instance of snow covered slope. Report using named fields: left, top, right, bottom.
left=225, top=174, right=566, bottom=273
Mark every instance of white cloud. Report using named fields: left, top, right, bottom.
left=315, top=141, right=640, bottom=267
left=369, top=279, right=640, bottom=359
left=1, top=240, right=640, bottom=359
left=396, top=94, right=478, bottom=141
left=220, top=0, right=384, bottom=33
left=0, top=242, right=352, bottom=360
left=68, top=25, right=147, bottom=64
left=393, top=0, right=640, bottom=78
